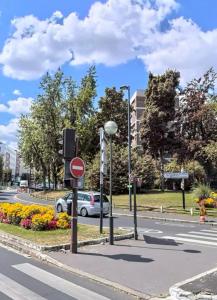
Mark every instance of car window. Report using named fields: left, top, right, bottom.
left=66, top=193, right=73, bottom=200
left=93, top=195, right=109, bottom=202
left=83, top=194, right=91, bottom=202
left=77, top=193, right=84, bottom=201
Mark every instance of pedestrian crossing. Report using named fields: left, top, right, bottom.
left=162, top=228, right=217, bottom=247
left=0, top=263, right=110, bottom=300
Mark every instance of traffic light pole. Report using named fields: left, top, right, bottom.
left=71, top=179, right=78, bottom=253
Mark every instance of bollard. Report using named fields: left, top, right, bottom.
left=190, top=208, right=194, bottom=216
left=160, top=205, right=164, bottom=213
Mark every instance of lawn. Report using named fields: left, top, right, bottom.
left=33, top=190, right=196, bottom=209
left=0, top=223, right=125, bottom=245
left=113, top=191, right=195, bottom=209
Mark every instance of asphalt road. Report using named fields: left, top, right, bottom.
left=3, top=190, right=217, bottom=246
left=0, top=244, right=134, bottom=300
left=2, top=190, right=217, bottom=296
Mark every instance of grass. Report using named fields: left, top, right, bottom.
left=0, top=223, right=125, bottom=246
left=113, top=191, right=195, bottom=209
left=31, top=190, right=217, bottom=216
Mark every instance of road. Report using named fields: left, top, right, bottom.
left=2, top=190, right=217, bottom=296
left=3, top=190, right=217, bottom=249
left=0, top=245, right=133, bottom=300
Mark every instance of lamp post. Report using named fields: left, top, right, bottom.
left=104, top=120, right=118, bottom=245
left=120, top=85, right=132, bottom=211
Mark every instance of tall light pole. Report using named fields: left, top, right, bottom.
left=120, top=85, right=132, bottom=211
left=104, top=120, right=118, bottom=245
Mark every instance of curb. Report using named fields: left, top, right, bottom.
left=0, top=231, right=149, bottom=300
left=170, top=267, right=217, bottom=300
left=0, top=231, right=134, bottom=252
left=113, top=212, right=217, bottom=226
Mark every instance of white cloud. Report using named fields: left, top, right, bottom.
left=0, top=0, right=217, bottom=84
left=13, top=89, right=22, bottom=96
left=0, top=97, right=33, bottom=116
left=139, top=17, right=217, bottom=84
left=0, top=118, right=19, bottom=149
left=0, top=0, right=177, bottom=80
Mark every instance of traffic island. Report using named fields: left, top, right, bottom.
left=0, top=223, right=133, bottom=253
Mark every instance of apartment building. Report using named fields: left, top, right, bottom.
left=0, top=142, right=17, bottom=179
left=130, top=89, right=145, bottom=150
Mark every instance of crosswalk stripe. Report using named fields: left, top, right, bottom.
left=201, top=229, right=217, bottom=233
left=163, top=236, right=217, bottom=246
left=177, top=233, right=217, bottom=241
left=13, top=263, right=110, bottom=300
left=189, top=231, right=217, bottom=237
left=0, top=273, right=46, bottom=300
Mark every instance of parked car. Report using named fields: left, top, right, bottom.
left=55, top=191, right=109, bottom=217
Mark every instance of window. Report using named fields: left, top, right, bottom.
left=94, top=195, right=109, bottom=203
left=77, top=193, right=84, bottom=201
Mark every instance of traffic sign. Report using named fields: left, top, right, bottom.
left=70, top=157, right=85, bottom=178
left=164, top=172, right=189, bottom=179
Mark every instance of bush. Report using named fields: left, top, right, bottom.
left=57, top=212, right=70, bottom=229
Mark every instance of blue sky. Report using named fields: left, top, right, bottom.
left=0, top=0, right=217, bottom=149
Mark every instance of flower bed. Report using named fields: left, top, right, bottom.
left=195, top=192, right=217, bottom=208
left=0, top=203, right=70, bottom=231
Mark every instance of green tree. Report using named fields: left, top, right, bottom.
left=96, top=87, right=128, bottom=146
left=140, top=70, right=180, bottom=190
left=176, top=69, right=217, bottom=181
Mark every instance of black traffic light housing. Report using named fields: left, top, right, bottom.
left=62, top=129, right=76, bottom=188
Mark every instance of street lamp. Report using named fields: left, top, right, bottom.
left=120, top=85, right=132, bottom=211
left=104, top=120, right=118, bottom=245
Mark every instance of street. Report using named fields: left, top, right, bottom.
left=0, top=245, right=133, bottom=300
left=2, top=190, right=217, bottom=296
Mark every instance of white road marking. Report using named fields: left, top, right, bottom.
left=201, top=229, right=217, bottom=233
left=13, top=263, right=109, bottom=300
left=0, top=273, right=46, bottom=300
left=189, top=231, right=217, bottom=237
left=155, top=222, right=195, bottom=228
left=162, top=236, right=217, bottom=246
left=177, top=233, right=217, bottom=241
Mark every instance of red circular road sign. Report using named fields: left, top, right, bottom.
left=70, top=157, right=85, bottom=178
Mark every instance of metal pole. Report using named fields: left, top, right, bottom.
left=133, top=178, right=138, bottom=240
left=100, top=128, right=104, bottom=234
left=128, top=87, right=132, bottom=211
left=109, top=135, right=114, bottom=245
left=71, top=179, right=78, bottom=253
left=181, top=178, right=185, bottom=210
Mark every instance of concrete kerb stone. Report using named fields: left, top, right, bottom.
left=113, top=212, right=217, bottom=227
left=170, top=267, right=217, bottom=300
left=0, top=230, right=134, bottom=252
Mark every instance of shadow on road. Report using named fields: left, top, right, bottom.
left=113, top=242, right=201, bottom=254
left=143, top=235, right=180, bottom=246
left=80, top=252, right=154, bottom=263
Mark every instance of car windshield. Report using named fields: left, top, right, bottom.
left=93, top=195, right=109, bottom=202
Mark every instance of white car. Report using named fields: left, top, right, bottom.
left=55, top=191, right=109, bottom=217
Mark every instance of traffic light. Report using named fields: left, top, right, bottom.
left=62, top=129, right=76, bottom=188
left=63, top=129, right=76, bottom=159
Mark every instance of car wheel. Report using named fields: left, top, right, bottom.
left=81, top=208, right=88, bottom=217
left=56, top=204, right=63, bottom=213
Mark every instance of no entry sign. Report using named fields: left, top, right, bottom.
left=70, top=157, right=85, bottom=178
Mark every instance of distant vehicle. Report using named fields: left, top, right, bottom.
left=19, top=180, right=28, bottom=188
left=55, top=191, right=109, bottom=217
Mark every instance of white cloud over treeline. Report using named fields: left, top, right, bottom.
left=0, top=0, right=216, bottom=84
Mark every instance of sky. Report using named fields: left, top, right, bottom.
left=0, top=0, right=217, bottom=149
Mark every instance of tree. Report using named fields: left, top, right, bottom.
left=176, top=69, right=217, bottom=181
left=140, top=70, right=180, bottom=190
left=96, top=87, right=128, bottom=146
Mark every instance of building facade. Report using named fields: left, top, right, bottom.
left=130, top=89, right=145, bottom=151
left=0, top=142, right=17, bottom=180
